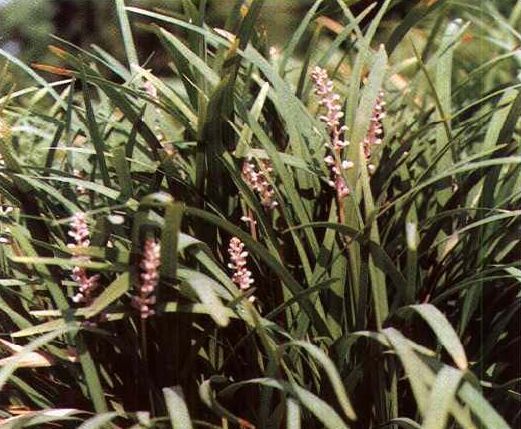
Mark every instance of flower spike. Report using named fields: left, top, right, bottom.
left=228, top=237, right=255, bottom=301
left=68, top=213, right=100, bottom=305
left=132, top=238, right=161, bottom=319
left=311, top=66, right=353, bottom=199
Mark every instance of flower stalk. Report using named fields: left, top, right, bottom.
left=363, top=90, right=386, bottom=173
left=68, top=213, right=100, bottom=305
left=228, top=237, right=255, bottom=302
left=311, top=66, right=353, bottom=223
left=242, top=157, right=278, bottom=210
left=132, top=238, right=161, bottom=319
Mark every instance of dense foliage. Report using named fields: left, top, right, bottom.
left=0, top=0, right=520, bottom=428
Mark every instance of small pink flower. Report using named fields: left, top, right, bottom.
left=228, top=237, right=255, bottom=301
left=73, top=169, right=87, bottom=195
left=132, top=238, right=161, bottom=319
left=311, top=66, right=353, bottom=199
left=143, top=80, right=158, bottom=99
left=68, top=213, right=99, bottom=305
left=241, top=215, right=257, bottom=226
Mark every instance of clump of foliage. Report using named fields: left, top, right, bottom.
left=0, top=0, right=519, bottom=428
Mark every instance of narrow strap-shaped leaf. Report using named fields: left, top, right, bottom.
left=76, top=332, right=109, bottom=412
left=399, top=304, right=468, bottom=370
left=115, top=0, right=139, bottom=71
left=84, top=273, right=130, bottom=319
left=160, top=202, right=183, bottom=280
left=91, top=44, right=131, bottom=81
left=77, top=412, right=119, bottom=429
left=163, top=386, right=194, bottom=429
left=384, top=328, right=430, bottom=414
left=158, top=27, right=219, bottom=87
left=9, top=224, right=69, bottom=310
left=0, top=48, right=63, bottom=104
left=199, top=377, right=255, bottom=429
left=0, top=409, right=83, bottom=428
left=279, top=0, right=324, bottom=75
left=290, top=383, right=350, bottom=429
left=286, top=397, right=301, bottom=429
left=111, top=144, right=133, bottom=200
left=433, top=19, right=464, bottom=205
left=458, top=381, right=510, bottom=429
left=80, top=64, right=111, bottom=187
left=386, top=0, right=447, bottom=54
left=345, top=0, right=391, bottom=131
left=0, top=326, right=77, bottom=390
left=405, top=222, right=418, bottom=305
left=384, top=329, right=478, bottom=428
left=177, top=268, right=230, bottom=327
left=383, top=418, right=422, bottom=429
left=422, top=367, right=463, bottom=429
left=286, top=341, right=356, bottom=421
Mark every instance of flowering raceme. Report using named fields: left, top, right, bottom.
left=132, top=238, right=161, bottom=319
left=311, top=66, right=353, bottom=199
left=242, top=157, right=278, bottom=209
left=363, top=90, right=386, bottom=173
left=228, top=237, right=255, bottom=301
left=68, top=213, right=100, bottom=305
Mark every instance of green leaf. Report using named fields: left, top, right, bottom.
left=386, top=0, right=447, bottom=54
left=458, top=381, right=511, bottom=429
left=279, top=0, right=324, bottom=75
left=80, top=64, right=111, bottom=188
left=0, top=326, right=78, bottom=390
left=160, top=202, right=183, bottom=280
left=163, top=386, right=194, bottom=429
left=0, top=409, right=82, bottom=429
left=383, top=418, right=422, bottom=429
left=423, top=367, right=463, bottom=429
left=286, top=341, right=356, bottom=421
left=290, top=383, right=350, bottom=429
left=84, top=273, right=130, bottom=319
left=158, top=27, right=219, bottom=87
left=115, top=0, right=139, bottom=71
left=399, top=304, right=468, bottom=370
left=77, top=413, right=119, bottom=429
left=384, top=328, right=430, bottom=414
left=177, top=268, right=230, bottom=327
left=286, top=397, right=301, bottom=429
left=111, top=144, right=133, bottom=200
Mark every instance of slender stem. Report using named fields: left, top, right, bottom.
left=337, top=194, right=346, bottom=226
left=247, top=208, right=258, bottom=241
left=141, top=318, right=156, bottom=416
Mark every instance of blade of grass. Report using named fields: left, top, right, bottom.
left=115, top=0, right=139, bottom=71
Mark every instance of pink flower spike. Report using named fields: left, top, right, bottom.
left=242, top=158, right=278, bottom=209
left=228, top=237, right=255, bottom=301
left=133, top=238, right=161, bottom=320
left=363, top=90, right=386, bottom=169
left=68, top=213, right=99, bottom=306
left=310, top=66, right=353, bottom=200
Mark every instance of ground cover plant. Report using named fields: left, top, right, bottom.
left=0, top=0, right=519, bottom=427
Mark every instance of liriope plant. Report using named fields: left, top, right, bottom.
left=0, top=0, right=519, bottom=428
